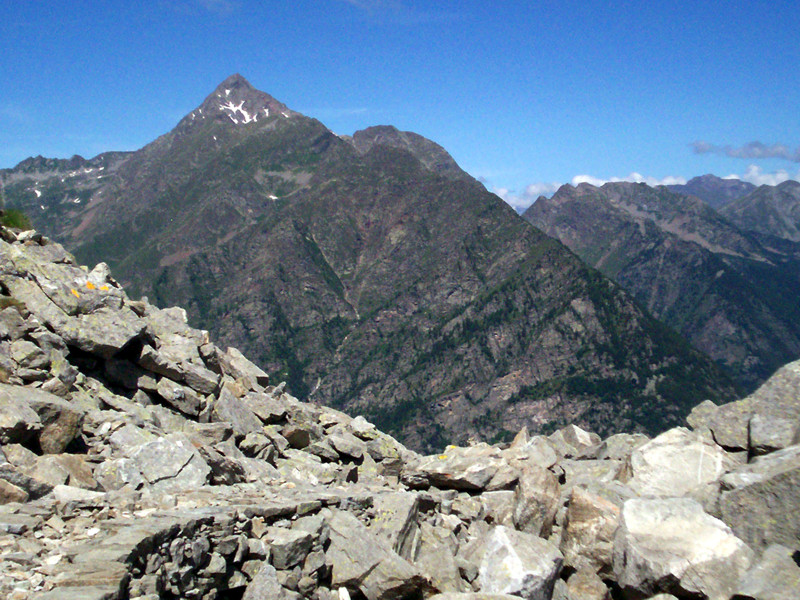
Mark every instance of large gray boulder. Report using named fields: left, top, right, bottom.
left=619, top=427, right=735, bottom=497
left=512, top=464, right=560, bottom=537
left=128, top=433, right=211, bottom=492
left=403, top=444, right=504, bottom=491
left=613, top=497, right=753, bottom=600
left=719, top=444, right=800, bottom=551
left=476, top=525, right=563, bottom=600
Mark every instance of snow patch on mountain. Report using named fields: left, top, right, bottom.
left=219, top=100, right=258, bottom=124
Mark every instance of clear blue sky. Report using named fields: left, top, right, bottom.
left=2, top=0, right=799, bottom=209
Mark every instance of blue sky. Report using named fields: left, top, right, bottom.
left=2, top=0, right=799, bottom=209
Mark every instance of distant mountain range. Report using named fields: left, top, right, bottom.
left=525, top=180, right=800, bottom=389
left=0, top=74, right=740, bottom=451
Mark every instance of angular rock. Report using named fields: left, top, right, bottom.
left=413, top=521, right=465, bottom=593
left=480, top=490, right=515, bottom=527
left=129, top=433, right=211, bottom=492
left=428, top=595, right=523, bottom=600
left=326, top=509, right=432, bottom=600
left=52, top=484, right=106, bottom=503
left=219, top=346, right=270, bottom=389
left=137, top=344, right=184, bottom=380
left=24, top=388, right=85, bottom=453
left=619, top=427, right=735, bottom=497
left=267, top=527, right=314, bottom=569
left=57, top=306, right=145, bottom=359
left=243, top=563, right=289, bottom=600
left=733, top=543, right=800, bottom=600
left=94, top=457, right=146, bottom=491
left=241, top=392, right=287, bottom=424
left=0, top=383, right=42, bottom=443
left=10, top=339, right=49, bottom=369
left=565, top=568, right=610, bottom=600
left=595, top=433, right=649, bottom=461
left=748, top=413, right=796, bottom=457
left=182, top=361, right=220, bottom=395
left=719, top=444, right=800, bottom=551
left=477, top=525, right=563, bottom=600
left=368, top=491, right=420, bottom=558
left=156, top=377, right=204, bottom=416
left=0, top=477, right=28, bottom=503
left=405, top=444, right=503, bottom=491
left=548, top=424, right=601, bottom=458
left=560, top=486, right=620, bottom=575
left=328, top=430, right=366, bottom=460
left=613, top=497, right=753, bottom=600
left=512, top=464, right=560, bottom=537
left=211, top=385, right=263, bottom=437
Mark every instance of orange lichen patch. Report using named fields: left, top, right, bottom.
left=70, top=289, right=80, bottom=298
left=86, top=281, right=96, bottom=290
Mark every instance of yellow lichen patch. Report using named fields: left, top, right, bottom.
left=70, top=289, right=80, bottom=298
left=86, top=281, right=96, bottom=290
left=438, top=454, right=448, bottom=460
left=100, top=285, right=109, bottom=291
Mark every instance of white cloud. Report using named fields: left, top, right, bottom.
left=728, top=164, right=799, bottom=186
left=492, top=181, right=561, bottom=211
left=570, top=172, right=687, bottom=187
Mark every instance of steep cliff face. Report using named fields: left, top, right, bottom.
left=1, top=76, right=737, bottom=451
left=524, top=182, right=800, bottom=389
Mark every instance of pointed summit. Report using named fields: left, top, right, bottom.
left=178, top=73, right=297, bottom=129
left=213, top=73, right=256, bottom=95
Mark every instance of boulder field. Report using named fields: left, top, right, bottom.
left=0, top=226, right=798, bottom=600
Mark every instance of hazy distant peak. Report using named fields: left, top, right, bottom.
left=668, top=174, right=756, bottom=209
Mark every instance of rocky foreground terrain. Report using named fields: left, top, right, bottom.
left=0, top=226, right=798, bottom=600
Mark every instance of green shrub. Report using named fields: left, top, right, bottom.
left=1, top=209, right=32, bottom=230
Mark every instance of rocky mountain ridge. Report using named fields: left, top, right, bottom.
left=667, top=174, right=756, bottom=209
left=523, top=181, right=800, bottom=390
left=720, top=180, right=800, bottom=244
left=0, top=225, right=798, bottom=599
left=0, top=75, right=737, bottom=452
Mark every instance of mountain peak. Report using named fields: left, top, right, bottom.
left=177, top=74, right=297, bottom=130
left=213, top=73, right=256, bottom=95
